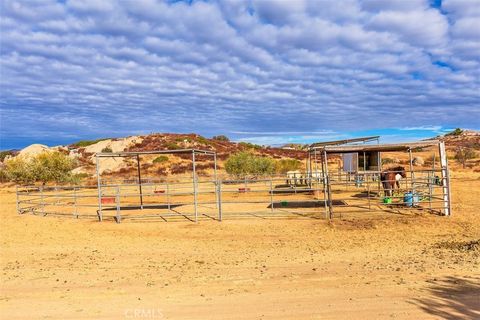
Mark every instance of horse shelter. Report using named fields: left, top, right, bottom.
left=15, top=138, right=452, bottom=222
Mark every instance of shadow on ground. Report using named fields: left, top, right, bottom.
left=411, top=276, right=480, bottom=320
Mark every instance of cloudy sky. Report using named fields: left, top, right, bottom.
left=1, top=0, right=479, bottom=149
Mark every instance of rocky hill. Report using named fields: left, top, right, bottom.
left=3, top=129, right=478, bottom=178
left=436, top=129, right=480, bottom=150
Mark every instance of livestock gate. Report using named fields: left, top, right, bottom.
left=15, top=140, right=452, bottom=222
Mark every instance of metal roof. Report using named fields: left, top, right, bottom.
left=309, top=136, right=380, bottom=148
left=311, top=140, right=440, bottom=153
left=95, top=148, right=216, bottom=157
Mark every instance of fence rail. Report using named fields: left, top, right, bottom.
left=16, top=169, right=450, bottom=223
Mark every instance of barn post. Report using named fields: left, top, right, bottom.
left=95, top=154, right=103, bottom=222
left=217, top=179, right=222, bottom=221
left=408, top=148, right=416, bottom=204
left=429, top=152, right=436, bottom=212
left=320, top=152, right=328, bottom=219
left=270, top=177, right=274, bottom=212
left=324, top=151, right=334, bottom=219
left=115, top=186, right=121, bottom=223
left=40, top=186, right=45, bottom=216
left=214, top=152, right=218, bottom=209
left=73, top=187, right=78, bottom=218
left=192, top=150, right=198, bottom=222
left=136, top=154, right=143, bottom=210
left=439, top=141, right=451, bottom=216
left=377, top=151, right=382, bottom=193
left=166, top=180, right=171, bottom=211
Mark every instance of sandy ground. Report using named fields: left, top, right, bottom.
left=1, top=171, right=479, bottom=319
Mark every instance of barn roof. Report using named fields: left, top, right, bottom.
left=310, top=140, right=440, bottom=154
left=309, top=136, right=380, bottom=148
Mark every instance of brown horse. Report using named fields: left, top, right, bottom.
left=380, top=166, right=407, bottom=197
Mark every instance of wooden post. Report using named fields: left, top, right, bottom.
left=40, top=186, right=45, bottom=216
left=115, top=186, right=121, bottom=223
left=192, top=151, right=198, bottom=222
left=95, top=154, right=103, bottom=222
left=217, top=179, right=222, bottom=221
left=439, top=142, right=451, bottom=216
left=270, top=178, right=274, bottom=212
left=136, top=154, right=143, bottom=209
left=74, top=187, right=78, bottom=218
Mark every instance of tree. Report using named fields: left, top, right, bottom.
left=4, top=152, right=76, bottom=184
left=446, top=128, right=463, bottom=136
left=225, top=152, right=275, bottom=178
left=454, top=147, right=477, bottom=168
left=212, top=135, right=230, bottom=142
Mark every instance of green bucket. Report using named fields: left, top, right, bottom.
left=383, top=197, right=392, bottom=204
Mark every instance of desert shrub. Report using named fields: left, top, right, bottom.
left=73, top=138, right=110, bottom=147
left=4, top=152, right=76, bottom=184
left=225, top=152, right=275, bottom=178
left=157, top=167, right=167, bottom=176
left=454, top=147, right=478, bottom=168
left=0, top=169, right=8, bottom=183
left=196, top=136, right=212, bottom=146
left=4, top=156, right=36, bottom=183
left=276, top=159, right=302, bottom=173
left=445, top=128, right=463, bottom=136
left=170, top=163, right=190, bottom=174
left=0, top=151, right=15, bottom=162
left=238, top=142, right=262, bottom=150
left=165, top=142, right=180, bottom=150
left=101, top=147, right=112, bottom=153
left=153, top=156, right=169, bottom=164
left=212, top=135, right=229, bottom=142
left=382, top=158, right=396, bottom=165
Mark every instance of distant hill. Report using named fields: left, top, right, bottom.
left=435, top=129, right=480, bottom=150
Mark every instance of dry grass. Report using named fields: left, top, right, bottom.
left=0, top=168, right=479, bottom=319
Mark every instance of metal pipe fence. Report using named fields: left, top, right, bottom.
left=16, top=169, right=451, bottom=223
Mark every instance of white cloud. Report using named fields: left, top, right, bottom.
left=0, top=0, right=479, bottom=148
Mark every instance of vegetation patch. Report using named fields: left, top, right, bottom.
left=212, top=135, right=229, bottom=142
left=2, top=152, right=76, bottom=184
left=225, top=152, right=275, bottom=178
left=435, top=239, right=479, bottom=253
left=73, top=138, right=110, bottom=147
left=153, top=156, right=169, bottom=164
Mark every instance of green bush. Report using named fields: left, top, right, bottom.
left=225, top=152, right=275, bottom=178
left=196, top=136, right=212, bottom=146
left=165, top=142, right=180, bottom=150
left=0, top=151, right=14, bottom=162
left=4, top=152, right=76, bottom=184
left=238, top=142, right=262, bottom=150
left=73, top=138, right=110, bottom=147
left=276, top=159, right=302, bottom=173
left=101, top=147, right=113, bottom=153
left=212, top=135, right=229, bottom=142
left=445, top=128, right=463, bottom=136
left=382, top=157, right=396, bottom=165
left=153, top=155, right=169, bottom=164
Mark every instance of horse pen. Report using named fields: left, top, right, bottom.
left=15, top=139, right=452, bottom=223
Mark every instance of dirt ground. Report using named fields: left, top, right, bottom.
left=1, top=171, right=479, bottom=319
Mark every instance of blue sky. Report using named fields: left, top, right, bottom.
left=0, top=0, right=479, bottom=149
